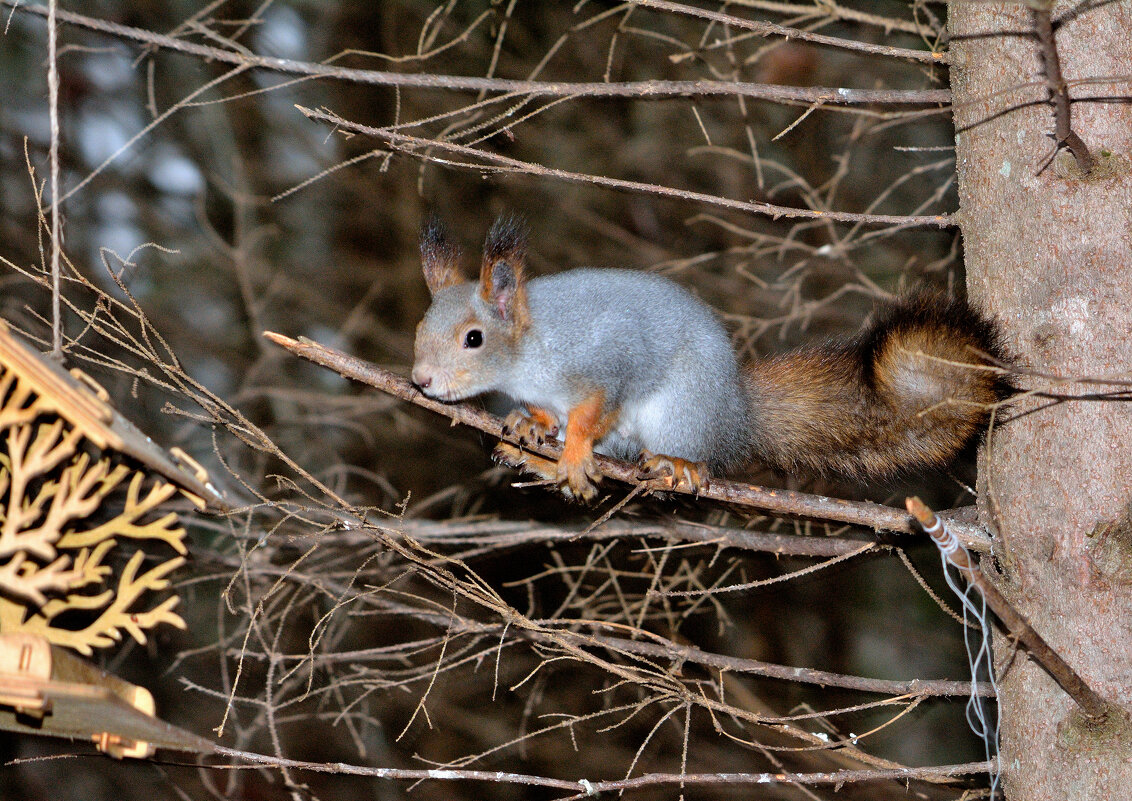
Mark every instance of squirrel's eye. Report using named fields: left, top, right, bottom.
left=463, top=329, right=484, bottom=349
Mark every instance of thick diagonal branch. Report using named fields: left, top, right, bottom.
left=907, top=497, right=1118, bottom=721
left=263, top=331, right=992, bottom=550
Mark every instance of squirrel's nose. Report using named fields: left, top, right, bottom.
left=411, top=366, right=432, bottom=390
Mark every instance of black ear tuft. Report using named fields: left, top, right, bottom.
left=420, top=213, right=464, bottom=294
left=484, top=214, right=529, bottom=263
left=420, top=213, right=459, bottom=265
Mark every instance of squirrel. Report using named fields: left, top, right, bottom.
left=411, top=215, right=1010, bottom=502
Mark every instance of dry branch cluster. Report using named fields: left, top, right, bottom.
left=201, top=514, right=984, bottom=800
left=0, top=362, right=187, bottom=656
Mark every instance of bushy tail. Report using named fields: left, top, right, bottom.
left=745, top=293, right=1011, bottom=480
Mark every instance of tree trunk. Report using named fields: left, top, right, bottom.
left=950, top=3, right=1132, bottom=799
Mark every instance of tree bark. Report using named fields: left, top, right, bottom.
left=950, top=3, right=1132, bottom=799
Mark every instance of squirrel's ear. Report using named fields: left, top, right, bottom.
left=420, top=215, right=464, bottom=295
left=480, top=215, right=530, bottom=328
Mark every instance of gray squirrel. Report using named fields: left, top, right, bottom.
left=411, top=216, right=1009, bottom=502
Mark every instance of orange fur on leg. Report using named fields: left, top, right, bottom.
left=557, top=391, right=616, bottom=502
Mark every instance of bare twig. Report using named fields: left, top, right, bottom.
left=4, top=2, right=950, bottom=108
left=401, top=517, right=880, bottom=558
left=208, top=744, right=579, bottom=791
left=630, top=0, right=948, bottom=64
left=1032, top=6, right=1093, bottom=174
left=203, top=746, right=994, bottom=795
left=263, top=331, right=992, bottom=550
left=46, top=0, right=61, bottom=357
left=587, top=633, right=994, bottom=698
left=907, top=497, right=1120, bottom=721
left=563, top=760, right=994, bottom=798
left=297, top=107, right=954, bottom=230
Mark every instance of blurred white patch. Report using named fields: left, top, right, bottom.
left=254, top=6, right=308, bottom=60
left=13, top=109, right=51, bottom=142
left=84, top=52, right=134, bottom=91
left=77, top=111, right=133, bottom=165
left=149, top=146, right=204, bottom=195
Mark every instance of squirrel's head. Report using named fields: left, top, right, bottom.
left=412, top=216, right=531, bottom=401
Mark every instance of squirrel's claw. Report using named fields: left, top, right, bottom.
left=493, top=442, right=558, bottom=478
left=501, top=408, right=559, bottom=446
left=638, top=451, right=710, bottom=496
left=556, top=451, right=601, bottom=504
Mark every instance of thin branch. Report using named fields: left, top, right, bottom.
left=907, top=497, right=1122, bottom=722
left=262, top=331, right=992, bottom=550
left=1032, top=6, right=1093, bottom=174
left=588, top=633, right=994, bottom=698
left=208, top=745, right=578, bottom=790
left=203, top=747, right=994, bottom=795
left=711, top=0, right=942, bottom=39
left=297, top=107, right=954, bottom=229
left=631, top=0, right=949, bottom=64
left=1031, top=6, right=1095, bottom=172
left=400, top=518, right=881, bottom=558
left=46, top=0, right=61, bottom=356
left=4, top=2, right=951, bottom=107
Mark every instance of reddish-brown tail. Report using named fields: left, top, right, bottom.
left=745, top=293, right=1011, bottom=480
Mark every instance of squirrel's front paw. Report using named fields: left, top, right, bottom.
left=501, top=408, right=559, bottom=446
left=556, top=452, right=601, bottom=504
left=638, top=451, right=710, bottom=495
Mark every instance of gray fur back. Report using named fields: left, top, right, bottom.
left=498, top=269, right=751, bottom=471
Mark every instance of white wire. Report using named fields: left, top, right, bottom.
left=934, top=517, right=1001, bottom=799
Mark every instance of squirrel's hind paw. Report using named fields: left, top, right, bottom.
left=493, top=442, right=557, bottom=477
left=638, top=451, right=710, bottom=496
left=554, top=450, right=601, bottom=504
left=494, top=442, right=599, bottom=503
